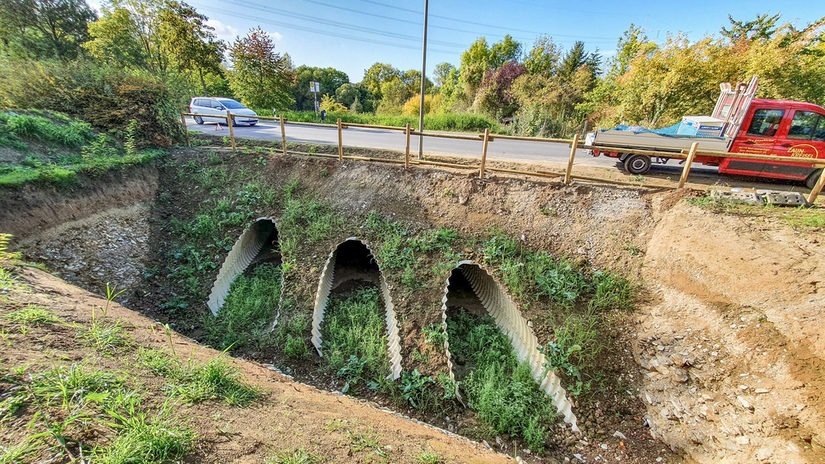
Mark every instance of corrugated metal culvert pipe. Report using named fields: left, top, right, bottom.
left=207, top=218, right=280, bottom=316
left=310, top=238, right=403, bottom=380
left=440, top=261, right=579, bottom=432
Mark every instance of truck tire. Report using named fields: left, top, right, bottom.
left=806, top=169, right=823, bottom=189
left=623, top=154, right=652, bottom=175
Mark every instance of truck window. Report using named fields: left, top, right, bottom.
left=787, top=111, right=825, bottom=141
left=747, top=109, right=785, bottom=137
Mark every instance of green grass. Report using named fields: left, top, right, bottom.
left=320, top=287, right=390, bottom=394
left=253, top=109, right=504, bottom=133
left=93, top=392, right=194, bottom=464
left=204, top=262, right=282, bottom=352
left=446, top=311, right=558, bottom=454
left=137, top=349, right=260, bottom=406
left=77, top=317, right=128, bottom=354
left=4, top=304, right=59, bottom=326
left=28, top=364, right=126, bottom=409
left=0, top=110, right=167, bottom=188
left=267, top=448, right=326, bottom=464
left=417, top=450, right=445, bottom=464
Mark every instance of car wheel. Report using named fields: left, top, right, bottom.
left=805, top=169, right=823, bottom=189
left=194, top=116, right=204, bottom=125
left=249, top=122, right=257, bottom=126
left=231, top=117, right=238, bottom=127
left=623, top=154, right=652, bottom=175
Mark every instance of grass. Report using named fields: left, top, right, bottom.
left=417, top=450, right=445, bottom=464
left=320, top=287, right=390, bottom=393
left=204, top=262, right=283, bottom=352
left=446, top=311, right=558, bottom=454
left=137, top=348, right=260, bottom=406
left=0, top=111, right=167, bottom=188
left=267, top=448, right=325, bottom=464
left=253, top=109, right=504, bottom=133
left=4, top=304, right=59, bottom=327
left=687, top=196, right=825, bottom=230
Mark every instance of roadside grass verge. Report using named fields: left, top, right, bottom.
left=446, top=311, right=558, bottom=454
left=204, top=262, right=282, bottom=352
left=687, top=196, right=825, bottom=230
left=252, top=110, right=504, bottom=134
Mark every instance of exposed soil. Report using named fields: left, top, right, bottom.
left=0, top=264, right=512, bottom=464
left=3, top=145, right=824, bottom=464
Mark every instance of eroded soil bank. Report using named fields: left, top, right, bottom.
left=3, top=146, right=824, bottom=463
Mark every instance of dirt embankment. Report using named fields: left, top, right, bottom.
left=1, top=265, right=511, bottom=463
left=639, top=202, right=825, bottom=463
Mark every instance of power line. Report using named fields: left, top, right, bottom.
left=224, top=0, right=467, bottom=49
left=354, top=0, right=618, bottom=42
left=204, top=6, right=458, bottom=55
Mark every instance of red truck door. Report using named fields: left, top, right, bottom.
left=768, top=109, right=825, bottom=181
left=722, top=105, right=785, bottom=177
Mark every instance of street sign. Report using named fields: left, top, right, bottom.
left=309, top=81, right=320, bottom=93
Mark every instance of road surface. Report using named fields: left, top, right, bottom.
left=186, top=118, right=810, bottom=191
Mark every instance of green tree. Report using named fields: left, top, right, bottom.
left=489, top=34, right=522, bottom=68
left=524, top=35, right=560, bottom=75
left=376, top=76, right=406, bottom=114
left=721, top=13, right=781, bottom=41
left=291, top=65, right=349, bottom=110
left=85, top=0, right=167, bottom=72
left=228, top=27, right=294, bottom=110
left=459, top=37, right=492, bottom=95
left=433, top=62, right=455, bottom=87
left=156, top=0, right=225, bottom=94
left=0, top=0, right=96, bottom=59
left=361, top=62, right=400, bottom=97
left=558, top=41, right=599, bottom=81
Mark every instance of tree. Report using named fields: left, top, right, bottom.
left=489, top=34, right=522, bottom=68
left=400, top=69, right=433, bottom=97
left=474, top=61, right=526, bottom=119
left=376, top=77, right=406, bottom=114
left=156, top=0, right=224, bottom=94
left=362, top=62, right=399, bottom=96
left=524, top=35, right=560, bottom=75
left=291, top=66, right=349, bottom=110
left=558, top=41, right=599, bottom=80
left=0, top=0, right=96, bottom=59
left=85, top=0, right=168, bottom=73
left=433, top=62, right=455, bottom=87
left=228, top=27, right=294, bottom=110
left=721, top=13, right=781, bottom=41
left=459, top=37, right=492, bottom=94
left=334, top=83, right=360, bottom=107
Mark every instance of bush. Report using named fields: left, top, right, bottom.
left=0, top=60, right=186, bottom=147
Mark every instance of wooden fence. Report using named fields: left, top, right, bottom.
left=180, top=111, right=825, bottom=205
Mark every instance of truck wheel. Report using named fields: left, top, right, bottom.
left=806, top=169, right=823, bottom=189
left=623, top=154, right=651, bottom=175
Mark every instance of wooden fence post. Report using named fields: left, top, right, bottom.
left=807, top=168, right=825, bottom=204
left=405, top=122, right=411, bottom=169
left=479, top=128, right=490, bottom=178
left=180, top=112, right=189, bottom=147
left=337, top=118, right=343, bottom=161
left=279, top=116, right=287, bottom=155
left=678, top=142, right=699, bottom=189
left=564, top=134, right=579, bottom=184
left=225, top=110, right=236, bottom=150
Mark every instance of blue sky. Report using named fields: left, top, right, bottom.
left=91, top=0, right=824, bottom=83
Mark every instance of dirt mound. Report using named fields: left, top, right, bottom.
left=638, top=202, right=825, bottom=463
left=1, top=264, right=512, bottom=464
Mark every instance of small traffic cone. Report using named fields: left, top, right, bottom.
left=215, top=122, right=222, bottom=131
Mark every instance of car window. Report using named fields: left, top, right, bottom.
left=746, top=109, right=785, bottom=137
left=193, top=99, right=203, bottom=107
left=208, top=100, right=221, bottom=109
left=787, top=111, right=825, bottom=142
left=220, top=100, right=246, bottom=109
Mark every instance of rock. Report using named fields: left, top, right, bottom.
left=735, top=435, right=749, bottom=446
left=737, top=396, right=754, bottom=411
left=612, top=431, right=627, bottom=440
left=573, top=453, right=585, bottom=462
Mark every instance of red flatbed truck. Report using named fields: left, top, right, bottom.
left=586, top=77, right=825, bottom=188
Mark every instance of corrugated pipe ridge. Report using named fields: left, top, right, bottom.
left=207, top=218, right=277, bottom=316
left=310, top=238, right=403, bottom=380
left=444, top=261, right=579, bottom=432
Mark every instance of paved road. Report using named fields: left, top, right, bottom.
left=187, top=117, right=810, bottom=191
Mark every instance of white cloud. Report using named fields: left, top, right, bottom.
left=271, top=31, right=283, bottom=41
left=206, top=19, right=239, bottom=43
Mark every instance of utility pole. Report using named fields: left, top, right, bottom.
left=417, top=0, right=429, bottom=160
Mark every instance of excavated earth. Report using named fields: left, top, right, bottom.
left=2, top=147, right=824, bottom=463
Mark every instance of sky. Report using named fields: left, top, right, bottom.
left=90, top=0, right=825, bottom=83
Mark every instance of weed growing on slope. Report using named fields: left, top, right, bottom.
left=267, top=448, right=326, bottom=464
left=136, top=348, right=260, bottom=406
left=4, top=304, right=59, bottom=329
left=28, top=364, right=126, bottom=409
left=76, top=283, right=128, bottom=355
left=446, top=311, right=558, bottom=453
left=204, top=262, right=282, bottom=352
left=320, top=288, right=390, bottom=394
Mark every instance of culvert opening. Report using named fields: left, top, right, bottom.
left=442, top=263, right=578, bottom=435
left=311, top=239, right=402, bottom=383
left=204, top=218, right=283, bottom=351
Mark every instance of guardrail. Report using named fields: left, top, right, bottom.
left=180, top=111, right=825, bottom=204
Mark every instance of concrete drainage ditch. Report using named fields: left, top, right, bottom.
left=441, top=261, right=579, bottom=431
left=310, top=238, right=403, bottom=380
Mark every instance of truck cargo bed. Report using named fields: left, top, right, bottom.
left=592, top=129, right=731, bottom=153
